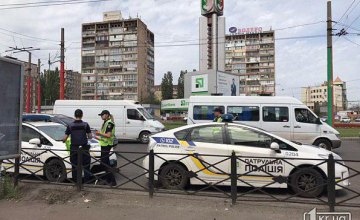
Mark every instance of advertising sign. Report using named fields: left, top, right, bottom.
left=217, top=72, right=239, bottom=96
left=229, top=27, right=263, bottom=34
left=191, top=74, right=208, bottom=95
left=201, top=0, right=224, bottom=16
left=0, top=57, right=23, bottom=160
left=161, top=99, right=189, bottom=111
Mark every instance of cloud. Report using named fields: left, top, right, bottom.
left=0, top=0, right=359, bottom=102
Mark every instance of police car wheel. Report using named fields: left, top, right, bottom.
left=160, top=164, right=188, bottom=190
left=44, top=159, right=66, bottom=182
left=290, top=168, right=324, bottom=198
left=139, top=131, right=150, bottom=144
left=314, top=139, right=332, bottom=151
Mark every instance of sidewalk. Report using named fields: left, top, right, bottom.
left=0, top=184, right=359, bottom=220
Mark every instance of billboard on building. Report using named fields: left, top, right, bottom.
left=217, top=72, right=240, bottom=96
left=191, top=74, right=209, bottom=95
left=201, top=0, right=224, bottom=16
left=161, top=99, right=189, bottom=111
left=0, top=57, right=23, bottom=160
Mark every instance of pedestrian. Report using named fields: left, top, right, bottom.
left=62, top=109, right=92, bottom=183
left=95, top=110, right=116, bottom=186
left=213, top=107, right=223, bottom=122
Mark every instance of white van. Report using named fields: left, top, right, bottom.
left=53, top=100, right=165, bottom=143
left=187, top=96, right=341, bottom=150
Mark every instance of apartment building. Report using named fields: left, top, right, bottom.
left=301, top=77, right=347, bottom=112
left=81, top=11, right=154, bottom=101
left=225, top=29, right=275, bottom=96
left=65, top=70, right=81, bottom=100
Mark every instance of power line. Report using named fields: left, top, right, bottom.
left=0, top=0, right=112, bottom=10
left=343, top=36, right=360, bottom=46
left=0, top=29, right=59, bottom=44
left=0, top=0, right=95, bottom=7
left=335, top=0, right=357, bottom=25
left=272, top=21, right=325, bottom=31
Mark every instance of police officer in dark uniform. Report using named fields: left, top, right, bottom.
left=63, top=109, right=92, bottom=183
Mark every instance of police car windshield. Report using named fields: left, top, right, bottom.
left=138, top=108, right=154, bottom=120
left=37, top=125, right=66, bottom=141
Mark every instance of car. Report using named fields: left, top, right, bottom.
left=340, top=117, right=351, bottom=123
left=22, top=114, right=75, bottom=126
left=1, top=122, right=117, bottom=182
left=354, top=118, right=360, bottom=122
left=143, top=122, right=349, bottom=198
left=320, top=116, right=327, bottom=122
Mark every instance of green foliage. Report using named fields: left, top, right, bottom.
left=40, top=68, right=60, bottom=106
left=0, top=174, right=19, bottom=200
left=177, top=70, right=186, bottom=99
left=161, top=71, right=174, bottom=100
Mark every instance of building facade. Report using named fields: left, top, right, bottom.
left=154, top=85, right=178, bottom=101
left=65, top=70, right=81, bottom=100
left=81, top=11, right=154, bottom=101
left=225, top=29, right=275, bottom=96
left=301, top=77, right=347, bottom=113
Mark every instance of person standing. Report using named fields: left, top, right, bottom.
left=95, top=110, right=116, bottom=186
left=213, top=107, right=223, bottom=122
left=231, top=78, right=237, bottom=96
left=63, top=109, right=92, bottom=183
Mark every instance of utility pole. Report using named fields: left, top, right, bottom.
left=327, top=0, right=334, bottom=127
left=37, top=59, right=41, bottom=113
left=60, top=28, right=65, bottom=100
left=5, top=47, right=40, bottom=113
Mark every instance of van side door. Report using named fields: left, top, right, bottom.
left=292, top=106, right=321, bottom=145
left=261, top=105, right=292, bottom=140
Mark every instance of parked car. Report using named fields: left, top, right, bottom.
left=340, top=116, right=351, bottom=123
left=143, top=122, right=349, bottom=198
left=22, top=114, right=75, bottom=126
left=1, top=122, right=117, bottom=182
left=320, top=116, right=328, bottom=122
left=355, top=118, right=360, bottom=122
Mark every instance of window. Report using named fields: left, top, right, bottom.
left=174, top=129, right=190, bottom=141
left=263, top=107, right=289, bottom=122
left=295, top=108, right=318, bottom=124
left=188, top=126, right=223, bottom=144
left=227, top=126, right=272, bottom=148
left=228, top=106, right=259, bottom=121
left=193, top=106, right=225, bottom=120
left=127, top=109, right=142, bottom=120
left=22, top=126, right=40, bottom=142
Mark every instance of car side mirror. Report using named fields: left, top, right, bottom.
left=270, top=142, right=280, bottom=151
left=29, top=138, right=41, bottom=147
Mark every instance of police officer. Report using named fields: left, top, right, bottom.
left=63, top=109, right=92, bottom=183
left=213, top=107, right=223, bottom=122
left=95, top=110, right=116, bottom=186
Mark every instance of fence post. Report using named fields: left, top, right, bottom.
left=14, top=157, right=20, bottom=187
left=149, top=149, right=155, bottom=198
left=327, top=154, right=336, bottom=212
left=76, top=147, right=83, bottom=191
left=230, top=151, right=237, bottom=205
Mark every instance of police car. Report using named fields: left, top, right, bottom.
left=143, top=122, right=350, bottom=197
left=1, top=122, right=117, bottom=182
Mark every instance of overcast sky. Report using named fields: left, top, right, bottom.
left=0, top=0, right=359, bottom=103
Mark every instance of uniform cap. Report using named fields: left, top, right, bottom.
left=98, top=110, right=110, bottom=116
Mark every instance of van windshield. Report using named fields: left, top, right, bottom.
left=138, top=108, right=154, bottom=120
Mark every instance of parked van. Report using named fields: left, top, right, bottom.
left=53, top=100, right=165, bottom=143
left=187, top=96, right=341, bottom=150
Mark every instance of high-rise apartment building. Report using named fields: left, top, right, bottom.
left=81, top=11, right=154, bottom=101
left=65, top=70, right=81, bottom=100
left=225, top=28, right=275, bottom=96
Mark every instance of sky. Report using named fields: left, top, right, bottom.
left=0, top=0, right=359, bottom=104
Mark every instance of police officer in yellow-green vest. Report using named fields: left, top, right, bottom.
left=95, top=110, right=116, bottom=186
left=213, top=107, right=223, bottom=122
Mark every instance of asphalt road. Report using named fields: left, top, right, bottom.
left=112, top=139, right=360, bottom=205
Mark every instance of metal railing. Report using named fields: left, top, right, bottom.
left=1, top=147, right=359, bottom=212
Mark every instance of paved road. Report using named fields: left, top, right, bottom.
left=112, top=139, right=360, bottom=205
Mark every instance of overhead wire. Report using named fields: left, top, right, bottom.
left=0, top=0, right=112, bottom=10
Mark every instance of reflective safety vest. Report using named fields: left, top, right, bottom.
left=65, top=136, right=71, bottom=152
left=213, top=116, right=223, bottom=123
left=99, top=119, right=115, bottom=146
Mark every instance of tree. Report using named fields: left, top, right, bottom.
left=40, top=67, right=59, bottom=105
left=161, top=71, right=173, bottom=100
left=177, top=70, right=186, bottom=98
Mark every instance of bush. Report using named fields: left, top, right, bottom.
left=0, top=173, right=18, bottom=200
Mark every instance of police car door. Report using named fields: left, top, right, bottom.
left=18, top=125, right=47, bottom=175
left=225, top=125, right=285, bottom=188
left=186, top=124, right=230, bottom=184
